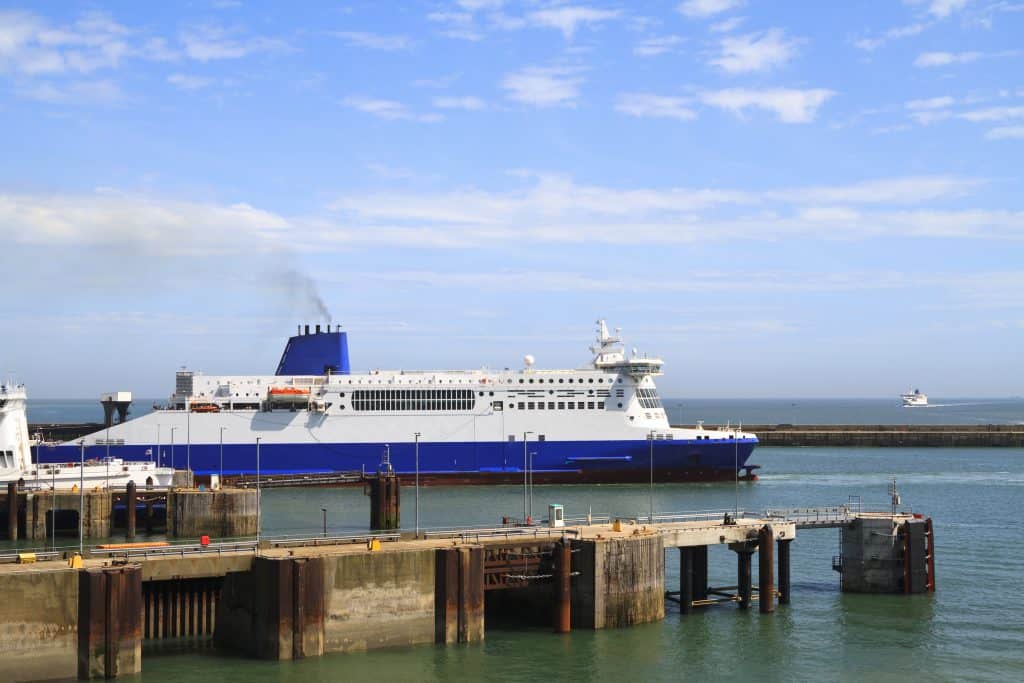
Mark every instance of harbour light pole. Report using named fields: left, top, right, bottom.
left=523, top=431, right=533, bottom=522
left=78, top=440, right=85, bottom=555
left=186, top=409, right=191, bottom=482
left=414, top=432, right=421, bottom=537
left=648, top=430, right=655, bottom=524
left=170, top=427, right=177, bottom=470
left=529, top=451, right=536, bottom=520
left=155, top=424, right=160, bottom=465
left=219, top=427, right=227, bottom=483
left=255, top=436, right=261, bottom=546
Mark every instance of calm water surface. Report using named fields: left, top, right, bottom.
left=110, top=446, right=1024, bottom=682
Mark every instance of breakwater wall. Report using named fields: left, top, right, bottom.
left=731, top=424, right=1024, bottom=447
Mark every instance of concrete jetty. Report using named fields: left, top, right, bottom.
left=736, top=423, right=1024, bottom=447
left=0, top=504, right=934, bottom=681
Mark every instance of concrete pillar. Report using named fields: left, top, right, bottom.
left=679, top=547, right=694, bottom=615
left=167, top=489, right=258, bottom=538
left=457, top=547, right=484, bottom=643
left=758, top=525, right=775, bottom=614
left=126, top=482, right=136, bottom=540
left=291, top=557, right=325, bottom=659
left=77, top=565, right=143, bottom=679
left=554, top=540, right=572, bottom=632
left=434, top=548, right=459, bottom=644
left=736, top=548, right=753, bottom=609
left=7, top=481, right=17, bottom=542
left=693, top=545, right=708, bottom=603
left=777, top=539, right=792, bottom=605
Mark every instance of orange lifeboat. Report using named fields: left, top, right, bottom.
left=268, top=387, right=310, bottom=396
left=190, top=402, right=221, bottom=413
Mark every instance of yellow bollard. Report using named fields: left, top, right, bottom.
left=368, top=538, right=382, bottom=552
left=612, top=519, right=622, bottom=532
left=68, top=553, right=84, bottom=568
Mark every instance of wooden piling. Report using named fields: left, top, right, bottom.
left=736, top=548, right=753, bottom=609
left=758, top=525, right=775, bottom=614
left=126, top=482, right=137, bottom=540
left=554, top=540, right=572, bottom=632
left=925, top=517, right=936, bottom=592
left=693, top=545, right=708, bottom=603
left=7, top=481, right=17, bottom=542
left=777, top=538, right=792, bottom=605
left=368, top=474, right=401, bottom=531
left=679, top=547, right=694, bottom=615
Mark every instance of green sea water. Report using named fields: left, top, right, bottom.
left=56, top=447, right=1024, bottom=681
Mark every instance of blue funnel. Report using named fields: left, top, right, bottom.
left=276, top=327, right=351, bottom=376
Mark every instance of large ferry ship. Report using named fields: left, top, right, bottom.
left=37, top=321, right=759, bottom=483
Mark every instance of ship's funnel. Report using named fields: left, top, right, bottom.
left=276, top=327, right=350, bottom=376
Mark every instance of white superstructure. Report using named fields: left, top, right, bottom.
left=901, top=389, right=928, bottom=407
left=1, top=381, right=174, bottom=489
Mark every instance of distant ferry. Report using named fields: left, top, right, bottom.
left=36, top=321, right=760, bottom=484
left=1, top=382, right=173, bottom=488
left=901, top=389, right=928, bottom=407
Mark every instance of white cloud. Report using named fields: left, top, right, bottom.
left=342, top=96, right=443, bottom=122
left=710, top=29, right=799, bottom=73
left=634, top=35, right=684, bottom=57
left=914, top=50, right=982, bottom=67
left=985, top=125, right=1024, bottom=139
left=906, top=96, right=955, bottom=110
left=19, top=79, right=123, bottom=104
left=0, top=10, right=132, bottom=75
left=433, top=95, right=486, bottom=110
left=769, top=176, right=982, bottom=204
left=906, top=0, right=974, bottom=18
left=501, top=66, right=584, bottom=107
left=179, top=24, right=286, bottom=61
left=616, top=93, right=697, bottom=121
left=333, top=31, right=412, bottom=51
left=0, top=191, right=289, bottom=253
left=526, top=6, right=621, bottom=38
left=700, top=88, right=834, bottom=123
left=853, top=23, right=928, bottom=51
left=427, top=11, right=483, bottom=41
left=678, top=0, right=744, bottom=18
left=167, top=73, right=214, bottom=90
left=958, top=105, right=1024, bottom=121
left=710, top=17, right=746, bottom=33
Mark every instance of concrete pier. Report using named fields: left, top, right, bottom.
left=834, top=513, right=936, bottom=594
left=167, top=489, right=258, bottom=538
left=0, top=508, right=934, bottom=681
left=734, top=423, right=1024, bottom=447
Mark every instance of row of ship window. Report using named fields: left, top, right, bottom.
left=508, top=401, right=605, bottom=411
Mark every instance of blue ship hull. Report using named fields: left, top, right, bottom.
left=37, top=438, right=759, bottom=483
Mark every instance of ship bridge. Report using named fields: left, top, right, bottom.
left=590, top=320, right=664, bottom=378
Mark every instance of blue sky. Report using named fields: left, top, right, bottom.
left=1, top=0, right=1022, bottom=398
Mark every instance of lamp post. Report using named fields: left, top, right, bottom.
left=529, top=451, right=536, bottom=520
left=155, top=424, right=160, bottom=465
left=523, top=431, right=533, bottom=522
left=649, top=430, right=655, bottom=524
left=414, top=432, right=421, bottom=537
left=78, top=440, right=85, bottom=555
left=219, top=427, right=227, bottom=482
left=255, top=436, right=261, bottom=546
left=169, top=427, right=178, bottom=470
left=186, top=409, right=192, bottom=481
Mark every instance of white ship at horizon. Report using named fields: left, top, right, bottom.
left=901, top=389, right=928, bottom=408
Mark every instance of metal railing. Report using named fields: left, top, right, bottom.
left=646, top=509, right=758, bottom=524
